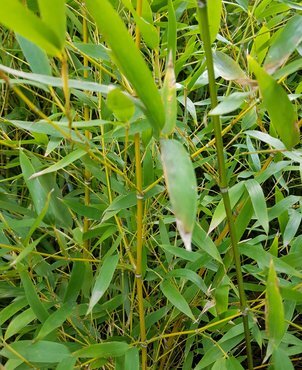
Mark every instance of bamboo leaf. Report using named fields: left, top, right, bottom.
left=160, top=279, right=195, bottom=320
left=87, top=254, right=119, bottom=314
left=167, top=0, right=177, bottom=63
left=120, top=0, right=159, bottom=50
left=250, top=25, right=270, bottom=64
left=0, top=0, right=62, bottom=56
left=213, top=51, right=247, bottom=81
left=16, top=35, right=52, bottom=75
left=74, top=342, right=130, bottom=358
left=208, top=0, right=223, bottom=43
left=37, top=0, right=66, bottom=49
left=245, top=179, right=269, bottom=234
left=265, top=260, right=285, bottom=354
left=107, top=88, right=135, bottom=122
left=210, top=92, right=251, bottom=116
left=0, top=341, right=70, bottom=363
left=162, top=52, right=177, bottom=135
left=36, top=302, right=74, bottom=341
left=248, top=55, right=299, bottom=149
left=264, top=15, right=302, bottom=74
left=86, top=0, right=165, bottom=135
left=4, top=308, right=36, bottom=340
left=272, top=348, right=294, bottom=370
left=30, top=149, right=86, bottom=178
left=18, top=267, right=49, bottom=323
left=19, top=150, right=72, bottom=228
left=64, top=261, right=86, bottom=303
left=160, top=139, right=197, bottom=251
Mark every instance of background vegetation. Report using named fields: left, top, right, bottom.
left=0, top=0, right=302, bottom=369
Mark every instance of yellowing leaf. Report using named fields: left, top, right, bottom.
left=160, top=139, right=197, bottom=251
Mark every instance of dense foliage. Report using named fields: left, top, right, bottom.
left=0, top=0, right=302, bottom=369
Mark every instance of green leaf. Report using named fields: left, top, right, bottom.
left=160, top=279, right=195, bottom=320
left=193, top=223, right=222, bottom=263
left=159, top=244, right=201, bottom=262
left=56, top=357, right=77, bottom=370
left=0, top=298, right=28, bottom=326
left=107, top=88, right=135, bottom=122
left=210, top=92, right=251, bottom=116
left=264, top=15, right=302, bottom=74
left=213, top=51, right=246, bottom=81
left=64, top=261, right=86, bottom=303
left=19, top=150, right=72, bottom=228
left=250, top=25, right=270, bottom=64
left=87, top=254, right=119, bottom=314
left=167, top=0, right=177, bottom=63
left=283, top=210, right=302, bottom=246
left=248, top=56, right=299, bottom=149
left=272, top=348, right=294, bottom=370
left=160, top=139, right=197, bottom=251
left=74, top=342, right=130, bottom=358
left=120, top=0, right=159, bottom=50
left=36, top=302, right=74, bottom=341
left=225, top=357, right=244, bottom=370
left=212, top=358, right=227, bottom=370
left=0, top=64, right=109, bottom=94
left=209, top=182, right=245, bottom=233
left=86, top=0, right=165, bottom=135
left=16, top=35, right=52, bottom=75
left=266, top=260, right=285, bottom=351
left=18, top=267, right=49, bottom=323
left=37, top=0, right=66, bottom=49
left=161, top=53, right=177, bottom=135
left=0, top=341, right=70, bottom=363
left=4, top=308, right=36, bottom=340
left=0, top=0, right=62, bottom=56
left=30, top=149, right=86, bottom=178
left=124, top=347, right=139, bottom=370
left=245, top=179, right=269, bottom=234
left=166, top=268, right=207, bottom=293
left=208, top=0, right=223, bottom=43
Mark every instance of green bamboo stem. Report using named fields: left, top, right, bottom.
left=196, top=2, right=254, bottom=369
left=135, top=1, right=147, bottom=368
left=82, top=7, right=91, bottom=257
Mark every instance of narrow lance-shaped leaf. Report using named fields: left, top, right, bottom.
left=250, top=25, right=270, bottom=65
left=245, top=179, right=269, bottom=234
left=37, top=0, right=66, bottom=49
left=167, top=0, right=177, bottom=63
left=264, top=15, right=302, bottom=74
left=87, top=254, right=119, bottom=314
left=265, top=260, right=285, bottom=359
left=86, top=0, right=165, bottom=136
left=161, top=52, right=177, bottom=135
left=213, top=51, right=247, bottom=81
left=30, top=149, right=86, bottom=179
left=120, top=0, right=159, bottom=50
left=17, top=267, right=49, bottom=323
left=160, top=279, right=195, bottom=320
left=160, top=139, right=197, bottom=251
left=208, top=0, right=223, bottom=43
left=73, top=342, right=130, bottom=359
left=0, top=0, right=62, bottom=56
left=248, top=55, right=299, bottom=149
left=36, top=302, right=74, bottom=341
left=16, top=35, right=52, bottom=75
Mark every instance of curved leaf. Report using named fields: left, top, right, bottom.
left=86, top=0, right=165, bottom=135
left=160, top=139, right=197, bottom=251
